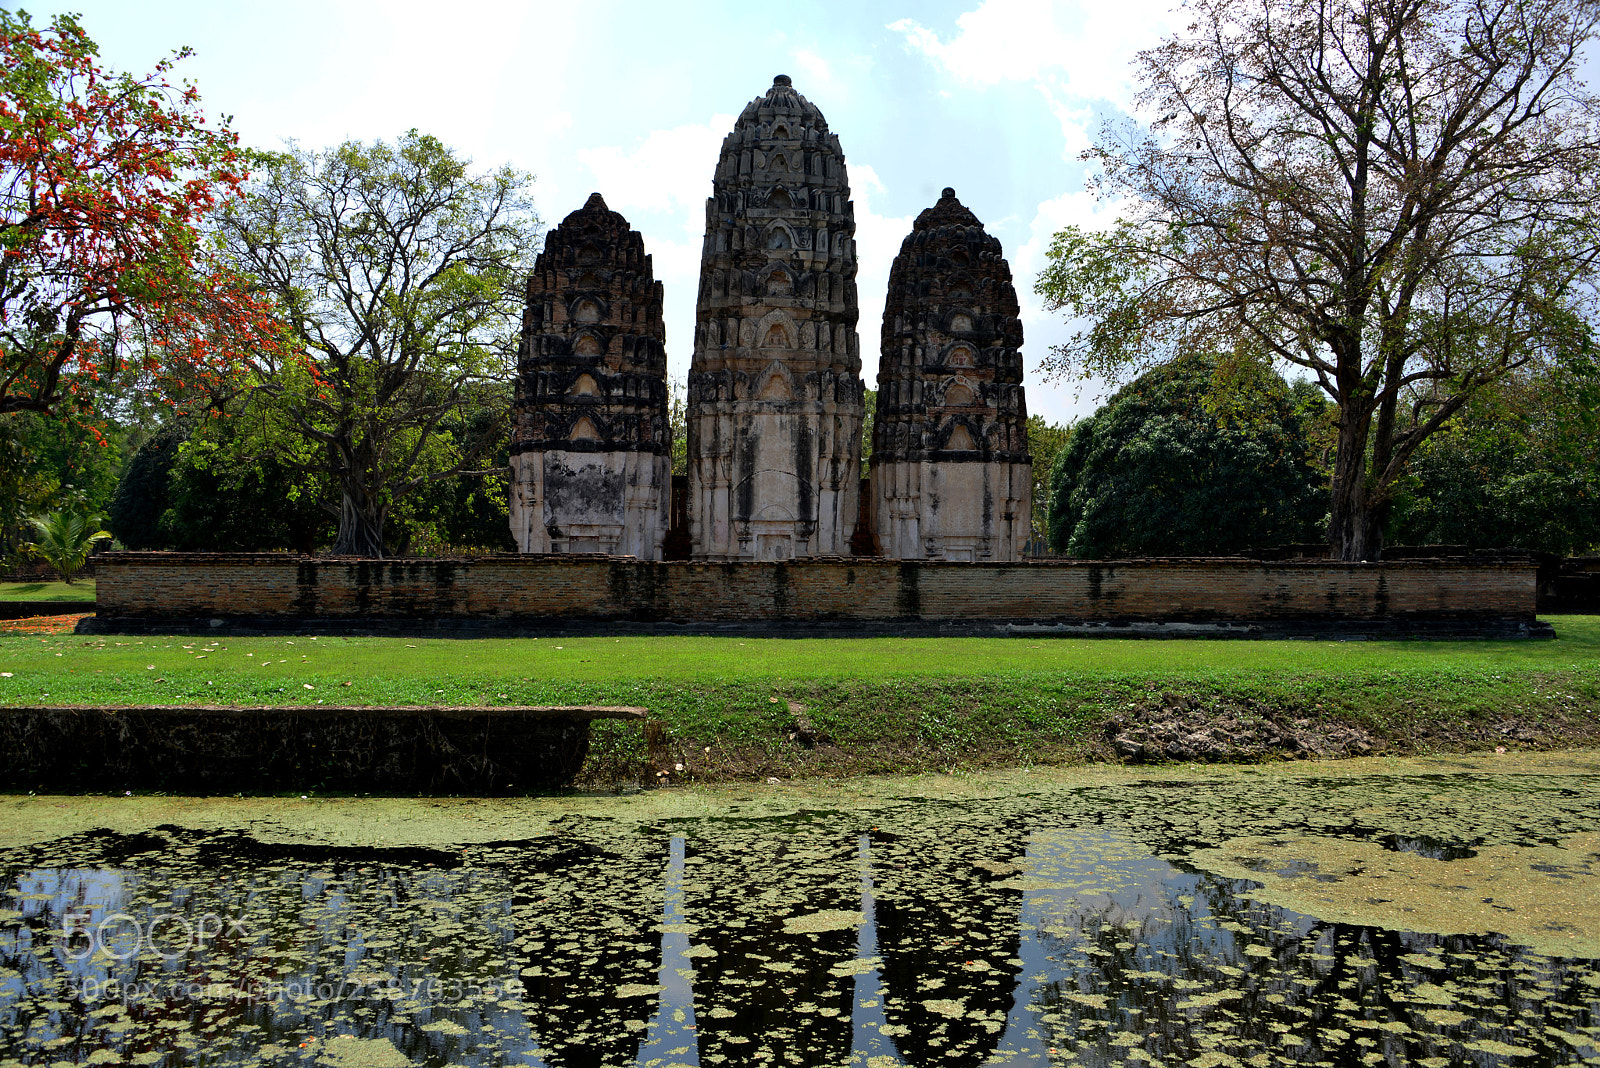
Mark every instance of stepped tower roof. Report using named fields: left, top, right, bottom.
left=873, top=187, right=1028, bottom=467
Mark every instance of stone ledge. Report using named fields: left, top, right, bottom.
left=4, top=704, right=645, bottom=720
left=0, top=706, right=639, bottom=794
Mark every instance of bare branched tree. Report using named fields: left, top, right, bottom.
left=1036, top=0, right=1600, bottom=559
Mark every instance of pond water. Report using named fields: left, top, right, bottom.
left=0, top=754, right=1597, bottom=1067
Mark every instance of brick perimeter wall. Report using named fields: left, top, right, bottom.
left=93, top=554, right=1537, bottom=622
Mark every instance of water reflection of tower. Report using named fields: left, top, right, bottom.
left=676, top=826, right=860, bottom=1061
left=870, top=813, right=1029, bottom=1067
left=636, top=835, right=699, bottom=1065
left=510, top=836, right=668, bottom=1068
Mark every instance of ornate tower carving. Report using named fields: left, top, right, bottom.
left=686, top=75, right=864, bottom=560
left=870, top=188, right=1032, bottom=561
left=509, top=193, right=670, bottom=557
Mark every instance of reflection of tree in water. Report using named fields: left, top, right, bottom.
left=0, top=831, right=559, bottom=1066
left=870, top=811, right=1028, bottom=1067
left=674, top=818, right=859, bottom=1064
left=4, top=778, right=1599, bottom=1068
left=1029, top=865, right=1598, bottom=1068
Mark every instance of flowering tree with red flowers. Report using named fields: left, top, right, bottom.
left=0, top=10, right=280, bottom=420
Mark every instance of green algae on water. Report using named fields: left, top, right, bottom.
left=0, top=752, right=1597, bottom=1066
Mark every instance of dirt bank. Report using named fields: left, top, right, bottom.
left=592, top=687, right=1600, bottom=788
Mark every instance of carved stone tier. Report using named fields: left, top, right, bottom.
left=510, top=192, right=670, bottom=557
left=686, top=75, right=865, bottom=561
left=869, top=188, right=1031, bottom=562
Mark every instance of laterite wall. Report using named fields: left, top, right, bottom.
left=92, top=553, right=1538, bottom=623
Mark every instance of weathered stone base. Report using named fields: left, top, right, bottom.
left=872, top=459, right=1030, bottom=561
left=87, top=553, right=1541, bottom=636
left=0, top=705, right=642, bottom=794
left=509, top=449, right=669, bottom=558
left=687, top=390, right=862, bottom=561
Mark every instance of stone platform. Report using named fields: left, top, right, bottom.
left=80, top=552, right=1544, bottom=637
left=0, top=705, right=643, bottom=794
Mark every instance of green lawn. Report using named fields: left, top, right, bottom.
left=0, top=616, right=1595, bottom=692
left=3, top=619, right=1596, bottom=781
left=0, top=582, right=94, bottom=603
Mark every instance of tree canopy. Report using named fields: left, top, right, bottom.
left=1036, top=0, right=1600, bottom=560
left=0, top=10, right=276, bottom=420
left=215, top=133, right=539, bottom=556
left=1047, top=354, right=1327, bottom=557
left=1025, top=415, right=1075, bottom=547
left=1389, top=368, right=1600, bottom=554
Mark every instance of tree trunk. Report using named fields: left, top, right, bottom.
left=1327, top=411, right=1385, bottom=562
left=331, top=481, right=386, bottom=557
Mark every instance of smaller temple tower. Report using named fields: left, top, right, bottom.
left=509, top=193, right=670, bottom=557
left=870, top=188, right=1031, bottom=561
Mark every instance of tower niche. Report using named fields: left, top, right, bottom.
left=509, top=192, right=670, bottom=557
left=869, top=188, right=1032, bottom=562
left=686, top=75, right=865, bottom=561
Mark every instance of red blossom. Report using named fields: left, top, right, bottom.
left=0, top=11, right=285, bottom=418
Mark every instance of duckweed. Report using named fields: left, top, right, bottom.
left=0, top=753, right=1596, bottom=1065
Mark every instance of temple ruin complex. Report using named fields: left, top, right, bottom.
left=869, top=189, right=1032, bottom=561
left=509, top=193, right=671, bottom=558
left=685, top=75, right=865, bottom=561
left=510, top=79, right=1031, bottom=563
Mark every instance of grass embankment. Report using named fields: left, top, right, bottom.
left=2, top=619, right=1598, bottom=786
left=0, top=582, right=94, bottom=603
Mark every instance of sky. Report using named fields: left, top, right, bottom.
left=17, top=0, right=1195, bottom=424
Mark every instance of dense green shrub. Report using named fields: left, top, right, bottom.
left=1388, top=374, right=1600, bottom=555
left=1047, top=356, right=1327, bottom=557
left=108, top=427, right=184, bottom=550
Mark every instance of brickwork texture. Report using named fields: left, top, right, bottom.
left=94, top=553, right=1537, bottom=623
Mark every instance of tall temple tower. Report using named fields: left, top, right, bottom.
left=509, top=193, right=670, bottom=557
left=686, top=75, right=865, bottom=561
left=870, top=188, right=1032, bottom=561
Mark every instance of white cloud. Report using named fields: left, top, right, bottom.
left=577, top=118, right=735, bottom=223
left=888, top=0, right=1174, bottom=101
left=849, top=164, right=917, bottom=386
left=793, top=49, right=835, bottom=90
left=889, top=0, right=1179, bottom=157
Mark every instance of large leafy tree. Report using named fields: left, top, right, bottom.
left=106, top=423, right=184, bottom=550
left=1025, top=414, right=1074, bottom=547
left=1036, top=0, right=1600, bottom=560
left=1047, top=355, right=1326, bottom=557
left=152, top=415, right=333, bottom=554
left=216, top=133, right=539, bottom=556
left=1389, top=369, right=1600, bottom=554
left=0, top=10, right=276, bottom=419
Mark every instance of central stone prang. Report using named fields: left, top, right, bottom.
left=684, top=75, right=866, bottom=561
